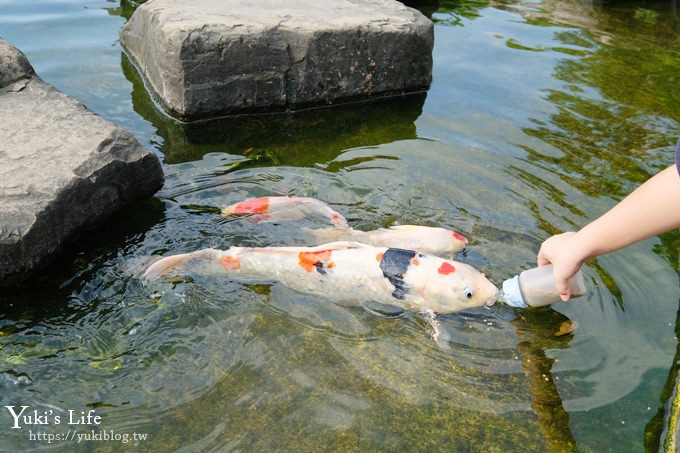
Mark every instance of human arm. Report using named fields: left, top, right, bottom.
left=537, top=165, right=680, bottom=300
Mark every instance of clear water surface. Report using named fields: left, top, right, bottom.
left=1, top=0, right=679, bottom=451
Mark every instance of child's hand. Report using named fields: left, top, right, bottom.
left=537, top=232, right=585, bottom=301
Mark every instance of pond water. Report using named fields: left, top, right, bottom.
left=2, top=0, right=680, bottom=451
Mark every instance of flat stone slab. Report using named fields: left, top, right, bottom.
left=120, top=0, right=433, bottom=120
left=0, top=39, right=164, bottom=285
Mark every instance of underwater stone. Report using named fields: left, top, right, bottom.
left=119, top=0, right=433, bottom=120
left=0, top=39, right=164, bottom=285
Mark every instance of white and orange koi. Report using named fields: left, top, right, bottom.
left=304, top=225, right=468, bottom=255
left=221, top=196, right=468, bottom=254
left=143, top=242, right=497, bottom=314
left=221, top=196, right=348, bottom=227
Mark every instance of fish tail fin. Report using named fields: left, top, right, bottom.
left=143, top=254, right=191, bottom=281
left=142, top=249, right=221, bottom=281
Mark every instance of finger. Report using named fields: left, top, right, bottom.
left=556, top=281, right=571, bottom=301
left=537, top=254, right=550, bottom=267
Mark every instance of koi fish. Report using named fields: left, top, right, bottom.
left=222, top=196, right=348, bottom=227
left=222, top=196, right=468, bottom=254
left=304, top=225, right=468, bottom=255
left=143, top=242, right=498, bottom=314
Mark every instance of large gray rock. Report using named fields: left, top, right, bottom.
left=0, top=39, right=164, bottom=285
left=120, top=0, right=433, bottom=120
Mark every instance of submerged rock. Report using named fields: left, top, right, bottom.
left=119, top=0, right=434, bottom=120
left=0, top=39, right=164, bottom=286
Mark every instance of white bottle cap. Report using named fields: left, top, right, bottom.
left=501, top=275, right=528, bottom=308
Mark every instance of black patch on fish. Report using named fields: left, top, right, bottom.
left=314, top=260, right=327, bottom=275
left=379, top=248, right=415, bottom=300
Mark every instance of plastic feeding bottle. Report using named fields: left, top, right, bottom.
left=501, top=264, right=587, bottom=308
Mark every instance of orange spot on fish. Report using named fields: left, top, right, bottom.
left=299, top=250, right=333, bottom=272
left=219, top=255, right=241, bottom=270
left=411, top=258, right=420, bottom=266
left=438, top=262, right=456, bottom=275
left=452, top=231, right=467, bottom=244
left=376, top=252, right=384, bottom=262
left=233, top=197, right=270, bottom=214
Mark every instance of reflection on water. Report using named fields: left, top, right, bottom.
left=512, top=309, right=579, bottom=452
left=121, top=54, right=427, bottom=165
left=1, top=0, right=680, bottom=451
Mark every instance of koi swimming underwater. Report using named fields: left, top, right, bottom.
left=222, top=196, right=349, bottom=227
left=143, top=241, right=498, bottom=314
left=221, top=196, right=468, bottom=255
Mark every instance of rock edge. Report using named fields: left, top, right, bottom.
left=120, top=0, right=434, bottom=120
left=0, top=39, right=164, bottom=286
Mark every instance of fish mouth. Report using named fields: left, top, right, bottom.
left=484, top=288, right=500, bottom=307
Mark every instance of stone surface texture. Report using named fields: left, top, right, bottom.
left=0, top=39, right=164, bottom=285
left=120, top=0, right=434, bottom=120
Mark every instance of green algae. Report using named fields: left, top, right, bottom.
left=105, top=306, right=552, bottom=452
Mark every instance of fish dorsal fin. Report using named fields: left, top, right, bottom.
left=278, top=241, right=371, bottom=252
left=312, top=241, right=371, bottom=250
left=384, top=225, right=422, bottom=231
left=243, top=241, right=372, bottom=255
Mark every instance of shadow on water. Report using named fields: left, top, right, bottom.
left=78, top=300, right=582, bottom=452
left=511, top=308, right=580, bottom=452
left=121, top=51, right=426, bottom=166
left=0, top=197, right=165, bottom=310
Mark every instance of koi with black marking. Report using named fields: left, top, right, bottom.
left=143, top=242, right=498, bottom=314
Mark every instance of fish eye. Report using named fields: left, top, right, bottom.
left=463, top=286, right=474, bottom=299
